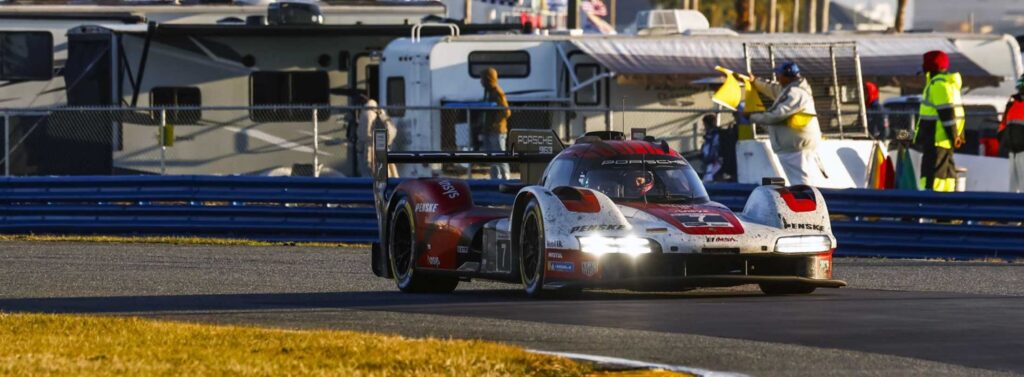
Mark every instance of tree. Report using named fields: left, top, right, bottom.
left=894, top=0, right=908, bottom=32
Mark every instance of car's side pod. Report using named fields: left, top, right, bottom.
left=510, top=186, right=630, bottom=256
left=741, top=183, right=832, bottom=234
left=372, top=178, right=475, bottom=278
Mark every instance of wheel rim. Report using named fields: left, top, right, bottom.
left=392, top=209, right=414, bottom=281
left=521, top=211, right=542, bottom=286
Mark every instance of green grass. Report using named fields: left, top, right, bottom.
left=0, top=313, right=686, bottom=376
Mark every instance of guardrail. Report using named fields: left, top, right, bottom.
left=0, top=176, right=1020, bottom=259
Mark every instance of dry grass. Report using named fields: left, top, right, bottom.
left=0, top=313, right=687, bottom=377
left=0, top=234, right=367, bottom=249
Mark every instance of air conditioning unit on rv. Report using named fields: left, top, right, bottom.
left=634, top=10, right=710, bottom=35
left=267, top=1, right=324, bottom=25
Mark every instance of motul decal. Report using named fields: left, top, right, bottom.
left=438, top=180, right=460, bottom=199
left=674, top=214, right=731, bottom=227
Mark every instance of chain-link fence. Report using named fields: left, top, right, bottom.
left=745, top=41, right=868, bottom=138
left=0, top=104, right=1006, bottom=178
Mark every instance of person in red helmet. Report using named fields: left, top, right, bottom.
left=915, top=50, right=965, bottom=192
left=998, top=75, right=1024, bottom=193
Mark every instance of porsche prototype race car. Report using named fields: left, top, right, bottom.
left=369, top=128, right=846, bottom=297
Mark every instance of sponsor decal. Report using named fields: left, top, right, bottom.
left=602, top=159, right=686, bottom=166
left=673, top=214, right=731, bottom=227
left=438, top=180, right=460, bottom=199
left=782, top=218, right=825, bottom=232
left=457, top=246, right=469, bottom=254
left=548, top=261, right=574, bottom=273
left=547, top=251, right=563, bottom=259
left=415, top=203, right=438, bottom=213
left=427, top=256, right=440, bottom=267
left=569, top=224, right=626, bottom=233
left=546, top=240, right=563, bottom=248
left=705, top=236, right=737, bottom=243
left=515, top=134, right=555, bottom=153
left=581, top=261, right=598, bottom=277
left=374, top=131, right=387, bottom=151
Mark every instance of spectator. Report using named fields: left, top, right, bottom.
left=998, top=74, right=1024, bottom=193
left=357, top=96, right=398, bottom=178
left=745, top=61, right=826, bottom=186
left=477, top=67, right=512, bottom=179
left=700, top=114, right=722, bottom=182
left=915, top=50, right=965, bottom=192
left=863, top=81, right=890, bottom=140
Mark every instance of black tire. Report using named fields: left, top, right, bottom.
left=519, top=199, right=550, bottom=298
left=759, top=283, right=816, bottom=295
left=388, top=197, right=458, bottom=294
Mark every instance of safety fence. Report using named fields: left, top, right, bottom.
left=0, top=104, right=1005, bottom=178
left=0, top=175, right=1020, bottom=260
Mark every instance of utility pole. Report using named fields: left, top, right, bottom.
left=748, top=0, right=755, bottom=31
left=894, top=0, right=908, bottom=32
left=567, top=0, right=580, bottom=30
left=820, top=0, right=830, bottom=33
left=769, top=0, right=777, bottom=33
left=807, top=0, right=817, bottom=33
left=792, top=0, right=800, bottom=32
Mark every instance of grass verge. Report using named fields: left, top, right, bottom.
left=0, top=234, right=365, bottom=248
left=0, top=313, right=686, bottom=376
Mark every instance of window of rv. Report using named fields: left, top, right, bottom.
left=151, top=87, right=202, bottom=125
left=386, top=76, right=405, bottom=117
left=0, top=31, right=53, bottom=81
left=249, top=71, right=330, bottom=122
left=574, top=64, right=602, bottom=106
left=468, top=51, right=530, bottom=79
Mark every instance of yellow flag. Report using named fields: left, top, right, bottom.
left=743, top=78, right=766, bottom=113
left=712, top=72, right=742, bottom=111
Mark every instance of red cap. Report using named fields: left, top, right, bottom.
left=863, top=81, right=879, bottom=105
left=923, top=50, right=950, bottom=73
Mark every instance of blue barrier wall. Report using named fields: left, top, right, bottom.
left=0, top=176, right=1020, bottom=259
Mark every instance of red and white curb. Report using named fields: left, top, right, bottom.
left=528, top=349, right=748, bottom=377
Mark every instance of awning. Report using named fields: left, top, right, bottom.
left=572, top=34, right=1000, bottom=87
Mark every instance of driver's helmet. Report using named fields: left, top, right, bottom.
left=623, top=170, right=654, bottom=197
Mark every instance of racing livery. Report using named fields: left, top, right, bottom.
left=370, top=128, right=845, bottom=297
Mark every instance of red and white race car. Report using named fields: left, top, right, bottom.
left=370, top=129, right=845, bottom=297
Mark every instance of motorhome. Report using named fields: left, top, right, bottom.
left=0, top=1, right=448, bottom=108
left=379, top=18, right=1018, bottom=188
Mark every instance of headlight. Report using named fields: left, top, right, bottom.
left=774, top=235, right=832, bottom=254
left=579, top=235, right=651, bottom=256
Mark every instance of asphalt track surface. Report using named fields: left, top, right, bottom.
left=1, top=242, right=1022, bottom=376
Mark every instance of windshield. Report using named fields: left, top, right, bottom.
left=578, top=159, right=709, bottom=202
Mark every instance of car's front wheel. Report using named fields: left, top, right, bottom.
left=518, top=199, right=547, bottom=298
left=389, top=197, right=458, bottom=294
left=759, top=283, right=816, bottom=295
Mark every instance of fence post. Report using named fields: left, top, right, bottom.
left=313, top=107, right=320, bottom=178
left=466, top=107, right=472, bottom=179
left=2, top=111, right=8, bottom=177
left=853, top=45, right=870, bottom=138
left=160, top=109, right=167, bottom=175
left=829, top=45, right=845, bottom=138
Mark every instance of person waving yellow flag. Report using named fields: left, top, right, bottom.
left=712, top=66, right=765, bottom=113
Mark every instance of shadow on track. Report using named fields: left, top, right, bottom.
left=0, top=288, right=771, bottom=315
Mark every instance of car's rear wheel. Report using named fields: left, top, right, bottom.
left=519, top=199, right=547, bottom=298
left=389, top=197, right=458, bottom=293
left=759, top=283, right=816, bottom=295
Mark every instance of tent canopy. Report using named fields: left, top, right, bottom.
left=572, top=34, right=1000, bottom=87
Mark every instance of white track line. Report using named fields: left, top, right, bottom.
left=528, top=349, right=748, bottom=377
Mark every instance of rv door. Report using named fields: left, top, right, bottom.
left=565, top=53, right=608, bottom=139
